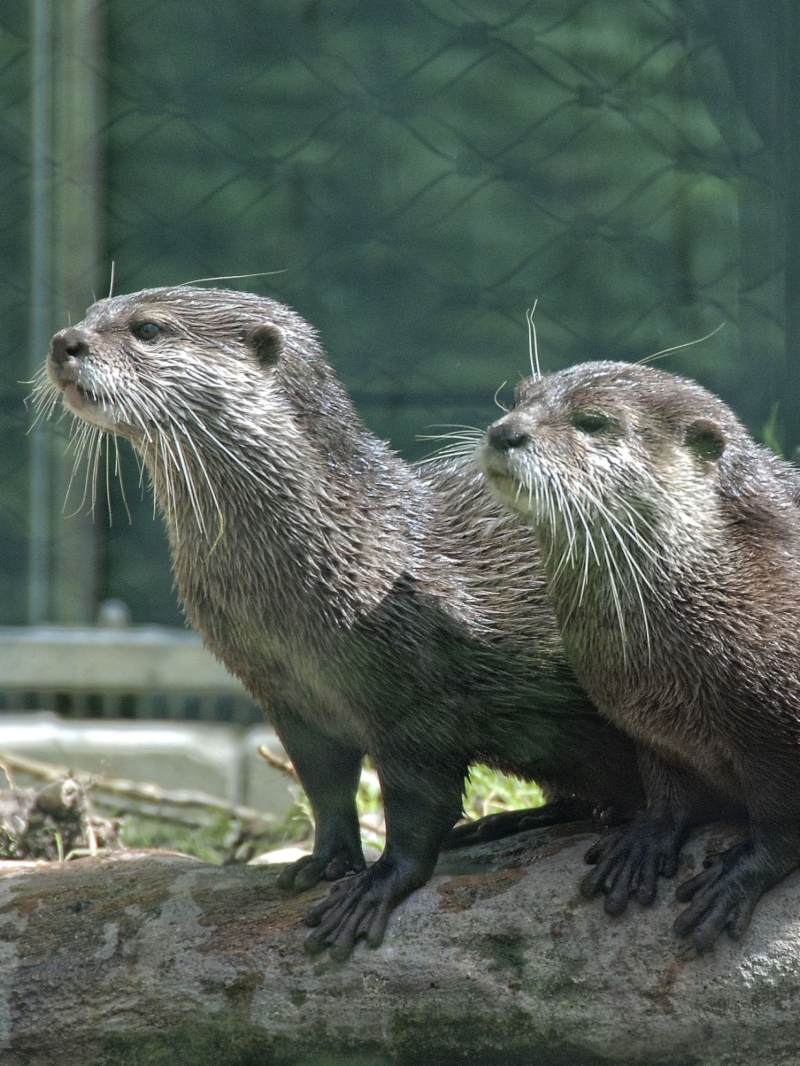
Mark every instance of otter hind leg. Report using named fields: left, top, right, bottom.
left=272, top=712, right=366, bottom=893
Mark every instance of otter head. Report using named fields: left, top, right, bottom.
left=479, top=362, right=734, bottom=547
left=475, top=361, right=754, bottom=643
left=37, top=285, right=366, bottom=548
left=43, top=285, right=308, bottom=446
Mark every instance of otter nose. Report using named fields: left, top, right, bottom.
left=487, top=419, right=530, bottom=451
left=50, top=328, right=89, bottom=365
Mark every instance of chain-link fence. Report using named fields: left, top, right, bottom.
left=0, top=0, right=793, bottom=629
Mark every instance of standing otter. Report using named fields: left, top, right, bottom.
left=476, top=360, right=800, bottom=950
left=39, top=287, right=644, bottom=959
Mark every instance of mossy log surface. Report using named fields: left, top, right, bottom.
left=0, top=825, right=799, bottom=1066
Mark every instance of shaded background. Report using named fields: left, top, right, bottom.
left=1, top=0, right=796, bottom=628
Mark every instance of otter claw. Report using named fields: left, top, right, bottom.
left=277, top=851, right=366, bottom=893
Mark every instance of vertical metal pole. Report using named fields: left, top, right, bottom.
left=27, top=0, right=105, bottom=624
left=28, top=0, right=55, bottom=623
left=50, top=0, right=103, bottom=623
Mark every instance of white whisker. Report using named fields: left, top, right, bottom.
left=526, top=302, right=541, bottom=381
left=636, top=324, right=724, bottom=367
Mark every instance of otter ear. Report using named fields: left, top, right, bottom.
left=246, top=323, right=285, bottom=368
left=685, top=418, right=725, bottom=462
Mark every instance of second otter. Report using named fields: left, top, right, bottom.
left=477, top=361, right=800, bottom=950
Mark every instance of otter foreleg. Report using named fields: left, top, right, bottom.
left=304, top=767, right=465, bottom=960
left=273, top=713, right=367, bottom=892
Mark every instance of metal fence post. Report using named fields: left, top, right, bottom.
left=27, top=0, right=105, bottom=624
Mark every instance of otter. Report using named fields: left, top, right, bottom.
left=476, top=359, right=800, bottom=950
left=39, top=288, right=644, bottom=959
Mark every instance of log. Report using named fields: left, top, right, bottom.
left=0, top=824, right=799, bottom=1066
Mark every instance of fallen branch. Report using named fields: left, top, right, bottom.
left=257, top=743, right=298, bottom=782
left=0, top=750, right=277, bottom=830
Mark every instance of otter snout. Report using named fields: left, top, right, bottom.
left=475, top=415, right=535, bottom=512
left=50, top=327, right=90, bottom=368
left=49, top=328, right=94, bottom=397
left=485, top=418, right=530, bottom=452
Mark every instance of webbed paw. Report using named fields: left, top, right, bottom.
left=303, top=857, right=423, bottom=960
left=673, top=841, right=780, bottom=950
left=581, top=813, right=684, bottom=915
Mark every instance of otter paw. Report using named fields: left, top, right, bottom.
left=673, top=841, right=779, bottom=950
left=303, top=859, right=421, bottom=960
left=276, top=850, right=366, bottom=893
left=581, top=816, right=683, bottom=915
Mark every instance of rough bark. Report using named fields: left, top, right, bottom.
left=0, top=824, right=798, bottom=1066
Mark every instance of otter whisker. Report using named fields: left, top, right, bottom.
left=79, top=427, right=100, bottom=515
left=26, top=373, right=61, bottom=431
left=113, top=435, right=133, bottom=524
left=188, top=413, right=260, bottom=483
left=157, top=430, right=180, bottom=539
left=415, top=444, right=478, bottom=465
left=169, top=425, right=210, bottom=540
left=567, top=489, right=601, bottom=569
left=548, top=476, right=579, bottom=567
left=183, top=428, right=225, bottom=542
left=104, top=433, right=114, bottom=526
left=63, top=422, right=94, bottom=516
left=578, top=511, right=593, bottom=611
left=574, top=481, right=661, bottom=568
left=636, top=324, right=724, bottom=368
left=583, top=493, right=660, bottom=595
left=89, top=426, right=104, bottom=518
left=180, top=269, right=287, bottom=286
left=420, top=424, right=485, bottom=435
left=598, top=528, right=629, bottom=661
left=485, top=379, right=507, bottom=413
left=416, top=426, right=485, bottom=462
left=416, top=434, right=484, bottom=448
left=559, top=479, right=656, bottom=656
left=557, top=532, right=591, bottom=629
left=526, top=302, right=541, bottom=381
left=600, top=517, right=653, bottom=657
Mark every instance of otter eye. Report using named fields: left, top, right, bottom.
left=571, top=411, right=611, bottom=435
left=132, top=322, right=161, bottom=342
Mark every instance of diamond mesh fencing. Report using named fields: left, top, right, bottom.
left=0, top=8, right=33, bottom=624
left=0, top=0, right=793, bottom=630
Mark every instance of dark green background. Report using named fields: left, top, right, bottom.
left=1, top=0, right=795, bottom=625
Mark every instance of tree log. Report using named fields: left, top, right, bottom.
left=0, top=824, right=799, bottom=1065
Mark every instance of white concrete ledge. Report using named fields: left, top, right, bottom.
left=0, top=626, right=247, bottom=692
